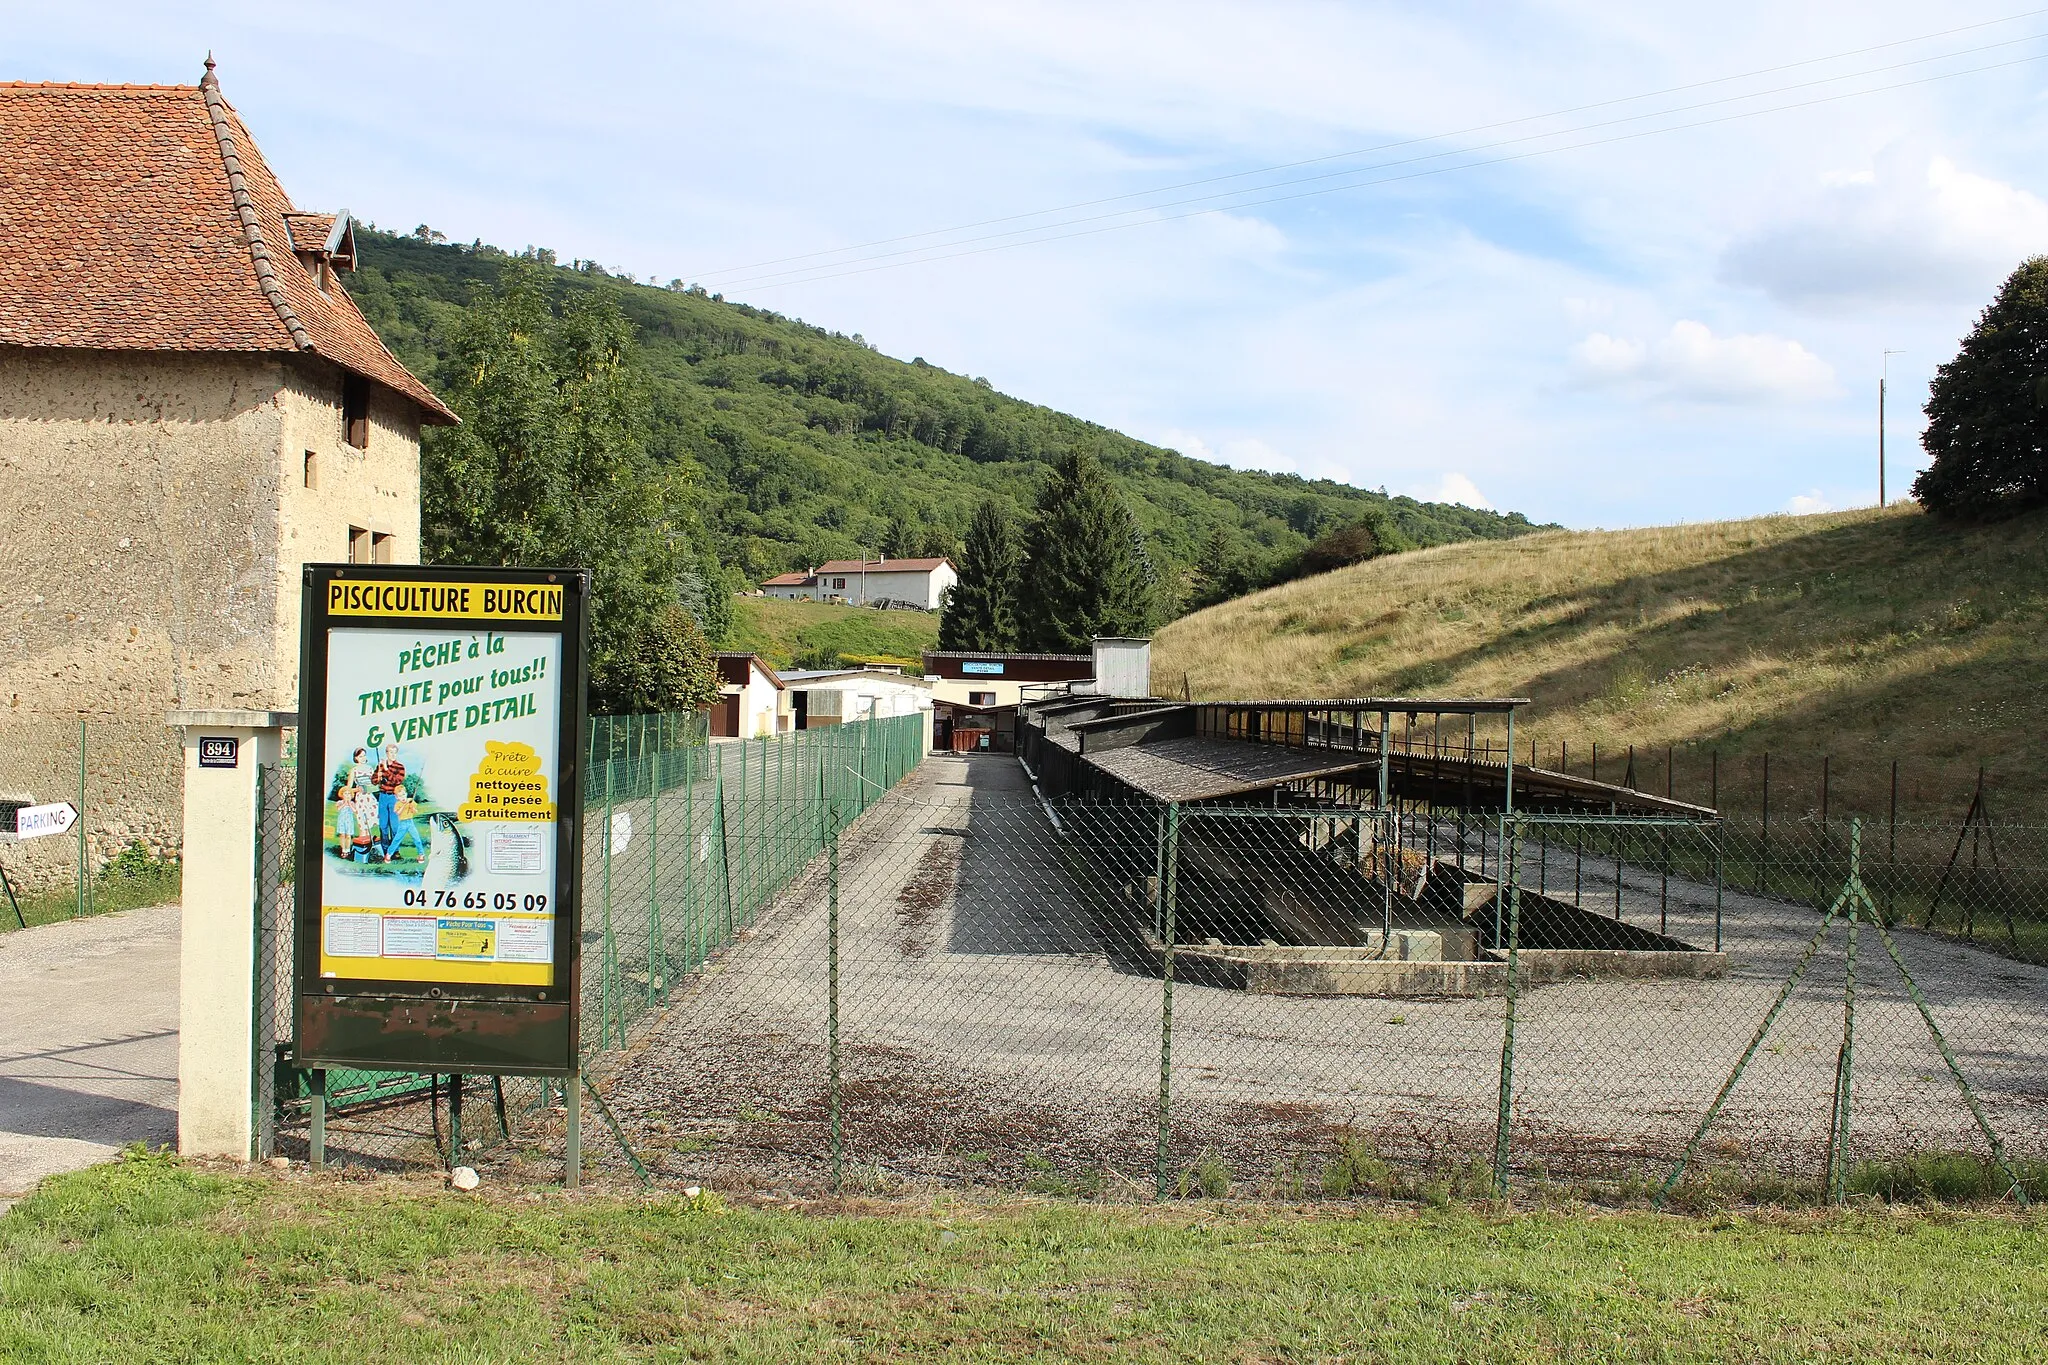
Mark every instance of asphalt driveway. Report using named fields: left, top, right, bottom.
left=0, top=903, right=179, bottom=1207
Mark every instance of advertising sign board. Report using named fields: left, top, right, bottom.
left=294, top=565, right=589, bottom=1074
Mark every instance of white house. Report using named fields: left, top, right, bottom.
left=780, top=668, right=935, bottom=753
left=760, top=557, right=958, bottom=611
left=710, top=653, right=789, bottom=740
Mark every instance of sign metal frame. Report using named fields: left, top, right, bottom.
left=292, top=564, right=589, bottom=1076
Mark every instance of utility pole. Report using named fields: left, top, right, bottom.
left=1880, top=349, right=1904, bottom=507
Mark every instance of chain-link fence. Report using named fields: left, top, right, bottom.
left=252, top=712, right=926, bottom=1177
left=256, top=741, right=2047, bottom=1204
left=0, top=717, right=181, bottom=930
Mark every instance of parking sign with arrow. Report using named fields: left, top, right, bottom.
left=11, top=801, right=79, bottom=840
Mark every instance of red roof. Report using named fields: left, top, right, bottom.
left=814, top=557, right=953, bottom=574
left=760, top=571, right=813, bottom=587
left=0, top=66, right=454, bottom=422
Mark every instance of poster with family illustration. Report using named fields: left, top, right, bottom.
left=318, top=620, right=564, bottom=987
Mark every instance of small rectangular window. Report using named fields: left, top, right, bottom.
left=348, top=526, right=371, bottom=564
left=342, top=375, right=369, bottom=450
left=968, top=691, right=997, bottom=707
left=832, top=577, right=846, bottom=590
left=371, top=532, right=395, bottom=564
left=303, top=449, right=319, bottom=489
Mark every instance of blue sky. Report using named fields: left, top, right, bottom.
left=12, top=1, right=2048, bottom=528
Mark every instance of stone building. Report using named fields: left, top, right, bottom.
left=0, top=61, right=455, bottom=885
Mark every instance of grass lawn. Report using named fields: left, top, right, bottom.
left=731, top=595, right=940, bottom=671
left=4, top=1154, right=2045, bottom=1362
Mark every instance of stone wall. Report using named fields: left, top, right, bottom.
left=0, top=347, right=421, bottom=889
left=269, top=360, right=423, bottom=704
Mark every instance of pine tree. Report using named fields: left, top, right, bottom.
left=939, top=499, right=1018, bottom=650
left=882, top=514, right=918, bottom=558
left=1015, top=451, right=1156, bottom=652
left=1915, top=256, right=2048, bottom=518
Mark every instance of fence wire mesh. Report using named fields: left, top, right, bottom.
left=253, top=713, right=925, bottom=1180
left=0, top=717, right=181, bottom=930
left=257, top=739, right=2048, bottom=1204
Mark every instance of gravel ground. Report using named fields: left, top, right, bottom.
left=0, top=903, right=179, bottom=1205
left=602, top=755, right=2048, bottom=1196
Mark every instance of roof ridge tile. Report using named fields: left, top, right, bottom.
left=199, top=64, right=309, bottom=352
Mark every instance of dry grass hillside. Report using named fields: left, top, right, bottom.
left=1153, top=504, right=2048, bottom=823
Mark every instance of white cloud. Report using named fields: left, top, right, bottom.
left=1418, top=472, right=1492, bottom=509
left=1570, top=320, right=1835, bottom=403
left=12, top=1, right=2037, bottom=532
left=1722, top=146, right=2048, bottom=310
left=1152, top=428, right=1296, bottom=474
left=1785, top=490, right=1834, bottom=514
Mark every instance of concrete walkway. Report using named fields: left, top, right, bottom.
left=0, top=903, right=179, bottom=1208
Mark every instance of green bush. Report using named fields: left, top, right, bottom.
left=103, top=840, right=174, bottom=882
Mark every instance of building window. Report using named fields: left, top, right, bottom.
left=832, top=577, right=846, bottom=589
left=348, top=526, right=372, bottom=564
left=303, top=449, right=319, bottom=489
left=372, top=532, right=395, bottom=564
left=342, top=375, right=369, bottom=450
left=968, top=691, right=996, bottom=707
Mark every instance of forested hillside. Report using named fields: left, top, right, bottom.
left=346, top=228, right=1544, bottom=612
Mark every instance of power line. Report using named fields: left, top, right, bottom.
left=687, top=7, right=2048, bottom=284
left=703, top=38, right=2048, bottom=293
left=713, top=50, right=2048, bottom=293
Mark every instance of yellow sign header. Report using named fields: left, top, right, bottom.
left=327, top=580, right=564, bottom=623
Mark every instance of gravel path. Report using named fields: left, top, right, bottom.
left=0, top=904, right=179, bottom=1206
left=605, top=756, right=2048, bottom=1194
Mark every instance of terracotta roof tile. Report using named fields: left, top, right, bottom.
left=814, top=557, right=953, bottom=573
left=283, top=212, right=336, bottom=250
left=0, top=70, right=454, bottom=423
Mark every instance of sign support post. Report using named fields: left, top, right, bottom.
left=565, top=1072, right=582, bottom=1189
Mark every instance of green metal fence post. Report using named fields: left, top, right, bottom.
left=565, top=1068, right=582, bottom=1189
left=602, top=770, right=616, bottom=1051
left=1492, top=819, right=1523, bottom=1198
left=1826, top=822, right=1862, bottom=1204
left=682, top=749, right=698, bottom=972
left=76, top=720, right=87, bottom=918
left=449, top=1073, right=465, bottom=1170
left=1155, top=801, right=1181, bottom=1201
left=828, top=799, right=843, bottom=1193
left=715, top=751, right=733, bottom=942
left=1152, top=807, right=1167, bottom=942
left=649, top=750, right=663, bottom=1006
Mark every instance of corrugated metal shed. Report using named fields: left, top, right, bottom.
left=1081, top=736, right=1380, bottom=803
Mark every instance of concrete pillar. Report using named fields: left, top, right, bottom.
left=167, top=709, right=293, bottom=1159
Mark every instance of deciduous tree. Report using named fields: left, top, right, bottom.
left=1915, top=256, right=2048, bottom=519
left=422, top=262, right=713, bottom=711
